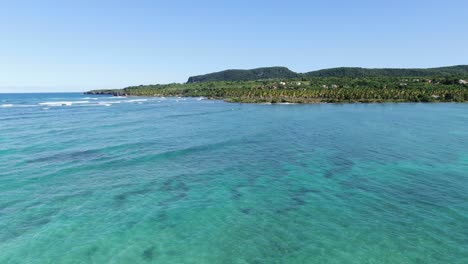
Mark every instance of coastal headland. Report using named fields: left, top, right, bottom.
left=86, top=66, right=468, bottom=103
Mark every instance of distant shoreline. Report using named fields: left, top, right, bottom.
left=84, top=91, right=468, bottom=104
left=85, top=80, right=468, bottom=104
left=85, top=65, right=468, bottom=104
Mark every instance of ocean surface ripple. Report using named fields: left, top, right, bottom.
left=1, top=93, right=467, bottom=263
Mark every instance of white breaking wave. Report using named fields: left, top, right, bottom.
left=98, top=101, right=120, bottom=105
left=38, top=101, right=90, bottom=107
left=1, top=104, right=38, bottom=108
left=39, top=101, right=73, bottom=106
left=128, top=99, right=148, bottom=103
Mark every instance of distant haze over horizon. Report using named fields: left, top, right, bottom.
left=1, top=0, right=468, bottom=93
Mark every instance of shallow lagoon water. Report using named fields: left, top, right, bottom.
left=1, top=93, right=467, bottom=263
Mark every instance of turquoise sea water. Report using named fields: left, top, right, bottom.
left=1, top=93, right=467, bottom=263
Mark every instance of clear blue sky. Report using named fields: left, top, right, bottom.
left=1, top=0, right=467, bottom=92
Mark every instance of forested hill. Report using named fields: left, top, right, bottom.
left=187, top=67, right=299, bottom=83
left=187, top=65, right=468, bottom=83
left=304, top=65, right=468, bottom=77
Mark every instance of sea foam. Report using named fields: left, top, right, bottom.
left=38, top=101, right=90, bottom=107
left=39, top=102, right=73, bottom=106
left=1, top=104, right=37, bottom=108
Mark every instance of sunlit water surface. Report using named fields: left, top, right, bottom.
left=1, top=93, right=467, bottom=263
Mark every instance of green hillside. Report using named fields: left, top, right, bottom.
left=187, top=67, right=299, bottom=83
left=305, top=65, right=468, bottom=77
left=186, top=65, right=468, bottom=83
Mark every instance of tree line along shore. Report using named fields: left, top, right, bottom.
left=86, top=76, right=468, bottom=103
left=86, top=66, right=468, bottom=103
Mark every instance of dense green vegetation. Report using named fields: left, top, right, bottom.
left=186, top=65, right=468, bottom=82
left=87, top=75, right=468, bottom=103
left=187, top=67, right=298, bottom=83
left=304, top=65, right=468, bottom=78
